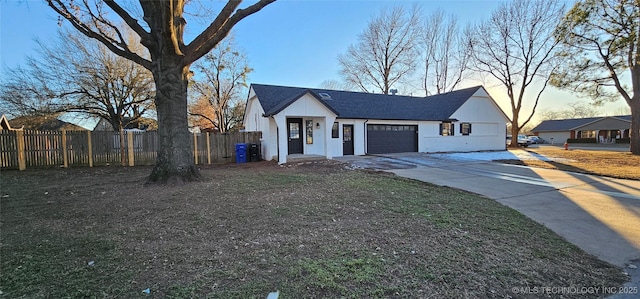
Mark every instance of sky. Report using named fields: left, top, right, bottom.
left=0, top=0, right=632, bottom=126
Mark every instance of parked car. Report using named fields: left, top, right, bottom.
left=506, top=135, right=531, bottom=147
left=527, top=135, right=544, bottom=144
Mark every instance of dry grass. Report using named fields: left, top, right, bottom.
left=497, top=147, right=640, bottom=180
left=0, top=161, right=628, bottom=298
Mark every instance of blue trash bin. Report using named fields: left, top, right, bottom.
left=235, top=143, right=247, bottom=163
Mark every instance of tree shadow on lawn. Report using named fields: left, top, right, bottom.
left=491, top=154, right=640, bottom=266
left=0, top=163, right=630, bottom=298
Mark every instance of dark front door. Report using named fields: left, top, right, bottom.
left=343, top=124, right=354, bottom=155
left=287, top=118, right=303, bottom=154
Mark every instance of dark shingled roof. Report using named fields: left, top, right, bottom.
left=8, top=115, right=86, bottom=131
left=532, top=115, right=631, bottom=132
left=251, top=84, right=484, bottom=121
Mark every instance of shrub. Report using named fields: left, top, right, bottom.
left=615, top=138, right=630, bottom=144
left=566, top=138, right=597, bottom=143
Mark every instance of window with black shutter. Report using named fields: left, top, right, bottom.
left=460, top=123, right=472, bottom=135
left=440, top=122, right=454, bottom=136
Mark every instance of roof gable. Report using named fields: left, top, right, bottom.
left=251, top=84, right=484, bottom=121
left=451, top=89, right=510, bottom=123
left=1, top=114, right=20, bottom=130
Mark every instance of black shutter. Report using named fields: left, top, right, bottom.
left=451, top=123, right=454, bottom=136
left=439, top=123, right=443, bottom=136
left=460, top=123, right=472, bottom=135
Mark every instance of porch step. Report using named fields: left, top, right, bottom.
left=286, top=154, right=326, bottom=163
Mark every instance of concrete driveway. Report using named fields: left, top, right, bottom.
left=336, top=151, right=640, bottom=296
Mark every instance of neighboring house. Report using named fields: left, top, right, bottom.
left=531, top=115, right=631, bottom=144
left=243, top=84, right=509, bottom=164
left=1, top=114, right=22, bottom=130
left=93, top=117, right=157, bottom=131
left=7, top=115, right=86, bottom=131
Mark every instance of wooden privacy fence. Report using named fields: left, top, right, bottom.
left=0, top=130, right=262, bottom=170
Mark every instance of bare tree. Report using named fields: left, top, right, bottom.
left=1, top=28, right=154, bottom=130
left=188, top=36, right=251, bottom=133
left=338, top=5, right=420, bottom=94
left=1, top=29, right=156, bottom=166
left=0, top=66, right=60, bottom=118
left=420, top=9, right=470, bottom=96
left=552, top=0, right=640, bottom=154
left=47, top=0, right=274, bottom=184
left=467, top=0, right=565, bottom=147
left=615, top=106, right=632, bottom=116
left=538, top=102, right=601, bottom=120
left=318, top=79, right=351, bottom=91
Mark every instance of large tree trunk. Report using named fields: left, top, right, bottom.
left=147, top=56, right=200, bottom=184
left=509, top=108, right=520, bottom=148
left=510, top=123, right=520, bottom=148
left=631, top=99, right=640, bottom=155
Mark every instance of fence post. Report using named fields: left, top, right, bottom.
left=192, top=132, right=198, bottom=165
left=16, top=130, right=26, bottom=170
left=62, top=130, right=68, bottom=168
left=206, top=132, right=211, bottom=165
left=127, top=131, right=135, bottom=166
left=87, top=130, right=93, bottom=167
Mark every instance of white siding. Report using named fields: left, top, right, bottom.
left=325, top=119, right=367, bottom=157
left=328, top=120, right=343, bottom=157
left=243, top=94, right=265, bottom=132
left=433, top=90, right=509, bottom=152
left=243, top=89, right=278, bottom=161
left=263, top=118, right=278, bottom=161
left=302, top=117, right=326, bottom=155
left=245, top=86, right=510, bottom=162
left=334, top=118, right=506, bottom=154
left=276, top=94, right=337, bottom=161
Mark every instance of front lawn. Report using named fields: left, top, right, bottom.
left=0, top=161, right=627, bottom=298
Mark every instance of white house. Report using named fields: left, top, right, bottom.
left=243, top=84, right=509, bottom=164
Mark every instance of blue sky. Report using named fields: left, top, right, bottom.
left=0, top=0, right=631, bottom=123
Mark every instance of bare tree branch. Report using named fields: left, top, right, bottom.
left=185, top=0, right=275, bottom=65
left=338, top=5, right=420, bottom=94
left=468, top=0, right=565, bottom=147
left=47, top=0, right=152, bottom=69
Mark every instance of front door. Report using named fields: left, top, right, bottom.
left=343, top=124, right=354, bottom=155
left=287, top=118, right=303, bottom=154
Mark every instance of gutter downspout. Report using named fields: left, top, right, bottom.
left=272, top=115, right=279, bottom=162
left=364, top=119, right=369, bottom=155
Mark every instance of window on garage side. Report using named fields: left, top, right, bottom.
left=460, top=123, right=472, bottom=135
left=440, top=122, right=454, bottom=136
left=332, top=122, right=339, bottom=138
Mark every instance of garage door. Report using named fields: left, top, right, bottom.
left=367, top=124, right=418, bottom=154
